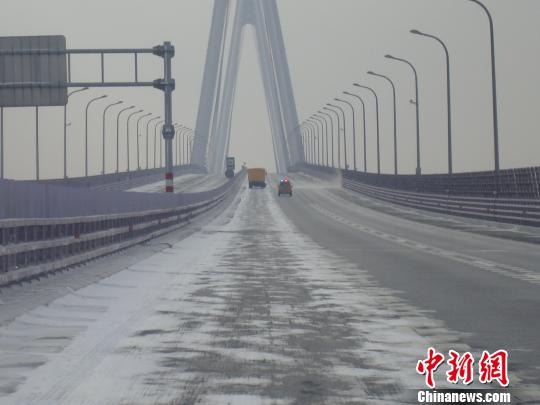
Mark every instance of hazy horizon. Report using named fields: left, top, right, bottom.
left=1, top=0, right=539, bottom=178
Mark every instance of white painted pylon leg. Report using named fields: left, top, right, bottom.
left=192, top=0, right=305, bottom=174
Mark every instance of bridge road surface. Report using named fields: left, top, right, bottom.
left=0, top=175, right=539, bottom=403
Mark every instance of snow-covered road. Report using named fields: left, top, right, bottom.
left=0, top=185, right=492, bottom=404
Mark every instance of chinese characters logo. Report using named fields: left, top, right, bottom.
left=416, top=348, right=509, bottom=389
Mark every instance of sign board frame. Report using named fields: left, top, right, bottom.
left=0, top=35, right=68, bottom=107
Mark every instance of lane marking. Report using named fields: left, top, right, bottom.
left=311, top=203, right=540, bottom=287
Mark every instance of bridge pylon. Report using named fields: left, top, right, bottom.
left=192, top=0, right=305, bottom=174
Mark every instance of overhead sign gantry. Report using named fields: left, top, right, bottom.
left=0, top=35, right=177, bottom=192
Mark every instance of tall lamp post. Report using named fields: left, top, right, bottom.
left=336, top=98, right=356, bottom=171
left=177, top=126, right=187, bottom=165
left=154, top=121, right=164, bottom=168
left=126, top=109, right=144, bottom=172
left=343, top=92, right=367, bottom=173
left=385, top=55, right=421, bottom=175
left=102, top=100, right=123, bottom=174
left=327, top=103, right=347, bottom=170
left=323, top=107, right=340, bottom=168
left=136, top=113, right=152, bottom=170
left=315, top=113, right=330, bottom=167
left=35, top=107, right=39, bottom=180
left=64, top=87, right=88, bottom=178
left=116, top=105, right=135, bottom=173
left=304, top=123, right=314, bottom=165
left=308, top=125, right=318, bottom=165
left=318, top=111, right=335, bottom=168
left=300, top=129, right=308, bottom=164
left=308, top=119, right=322, bottom=165
left=85, top=95, right=108, bottom=177
left=173, top=124, right=180, bottom=166
left=467, top=0, right=500, bottom=173
left=411, top=29, right=453, bottom=175
left=182, top=129, right=191, bottom=165
left=146, top=116, right=161, bottom=170
left=368, top=71, right=398, bottom=174
left=305, top=122, right=315, bottom=165
left=0, top=107, right=3, bottom=179
left=187, top=134, right=194, bottom=164
left=354, top=84, right=380, bottom=174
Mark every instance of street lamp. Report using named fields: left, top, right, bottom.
left=323, top=107, right=340, bottom=168
left=317, top=111, right=334, bottom=168
left=304, top=122, right=314, bottom=165
left=467, top=0, right=500, bottom=173
left=136, top=113, right=152, bottom=170
left=186, top=134, right=194, bottom=164
left=116, top=105, right=135, bottom=173
left=411, top=29, right=453, bottom=175
left=385, top=55, right=421, bottom=175
left=182, top=129, right=192, bottom=165
left=307, top=124, right=317, bottom=165
left=85, top=95, right=108, bottom=177
left=126, top=110, right=144, bottom=172
left=64, top=87, right=88, bottom=178
left=327, top=103, right=347, bottom=170
left=308, top=119, right=322, bottom=165
left=343, top=92, right=367, bottom=173
left=335, top=98, right=356, bottom=171
left=173, top=124, right=180, bottom=166
left=146, top=116, right=161, bottom=170
left=300, top=128, right=309, bottom=164
left=303, top=123, right=313, bottom=165
left=177, top=126, right=187, bottom=165
left=314, top=113, right=330, bottom=167
left=368, top=71, right=398, bottom=174
left=154, top=120, right=164, bottom=168
left=354, top=83, right=381, bottom=174
left=176, top=126, right=187, bottom=165
left=102, top=100, right=123, bottom=174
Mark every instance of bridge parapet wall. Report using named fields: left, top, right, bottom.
left=33, top=165, right=205, bottom=190
left=0, top=170, right=245, bottom=287
left=302, top=164, right=540, bottom=200
left=301, top=164, right=540, bottom=228
left=342, top=167, right=540, bottom=199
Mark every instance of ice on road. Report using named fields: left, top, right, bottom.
left=2, top=186, right=474, bottom=404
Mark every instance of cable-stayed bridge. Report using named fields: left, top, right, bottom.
left=0, top=0, right=539, bottom=403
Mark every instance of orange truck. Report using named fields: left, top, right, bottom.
left=248, top=168, right=267, bottom=188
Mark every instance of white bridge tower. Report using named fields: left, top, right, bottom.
left=191, top=0, right=305, bottom=174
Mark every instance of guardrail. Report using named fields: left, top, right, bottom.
left=300, top=164, right=540, bottom=199
left=36, top=164, right=206, bottom=190
left=0, top=171, right=244, bottom=287
left=342, top=167, right=540, bottom=199
left=343, top=177, right=540, bottom=228
left=300, top=165, right=540, bottom=228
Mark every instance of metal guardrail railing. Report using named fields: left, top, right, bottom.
left=343, top=178, right=540, bottom=228
left=0, top=171, right=244, bottom=287
left=342, top=167, right=540, bottom=199
left=36, top=164, right=205, bottom=190
left=298, top=164, right=540, bottom=227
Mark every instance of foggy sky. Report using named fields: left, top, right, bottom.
left=1, top=0, right=539, bottom=179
